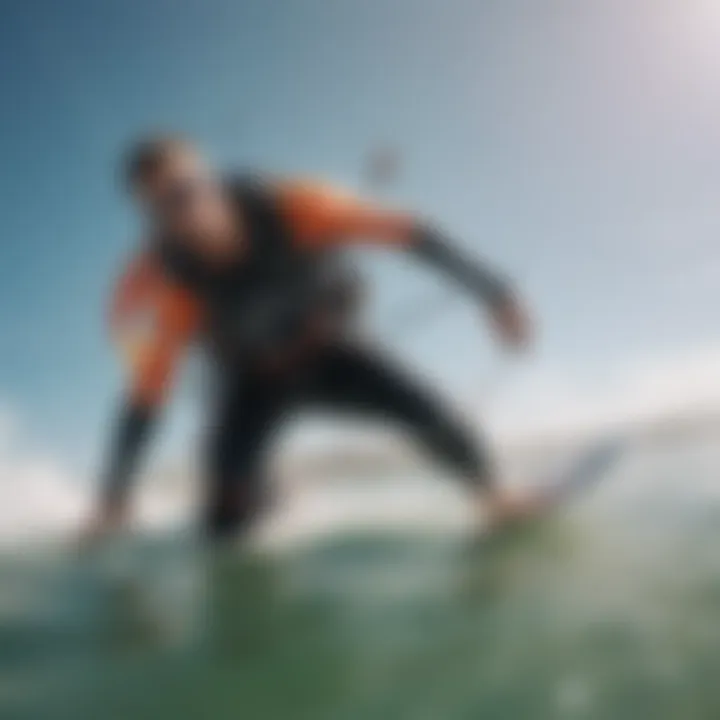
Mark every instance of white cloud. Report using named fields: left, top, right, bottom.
left=490, top=342, right=720, bottom=440
left=0, top=417, right=86, bottom=544
left=0, top=410, right=189, bottom=547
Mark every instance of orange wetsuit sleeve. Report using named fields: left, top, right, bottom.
left=277, top=181, right=415, bottom=250
left=109, top=252, right=158, bottom=332
left=110, top=255, right=202, bottom=407
left=131, top=284, right=200, bottom=406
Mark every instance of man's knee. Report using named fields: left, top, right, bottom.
left=420, top=415, right=495, bottom=489
left=203, top=477, right=270, bottom=541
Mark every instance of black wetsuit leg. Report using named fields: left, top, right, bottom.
left=203, top=343, right=493, bottom=539
left=203, top=373, right=294, bottom=540
left=302, top=343, right=494, bottom=488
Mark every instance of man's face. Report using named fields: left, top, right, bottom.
left=136, top=147, right=236, bottom=256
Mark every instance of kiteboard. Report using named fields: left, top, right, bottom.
left=536, top=436, right=625, bottom=508
left=483, top=436, right=626, bottom=542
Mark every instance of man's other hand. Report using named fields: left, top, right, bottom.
left=487, top=294, right=533, bottom=352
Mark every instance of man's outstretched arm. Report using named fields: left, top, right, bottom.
left=84, top=266, right=200, bottom=543
left=407, top=223, right=531, bottom=349
left=408, top=223, right=510, bottom=305
left=282, top=181, right=531, bottom=348
left=100, top=401, right=157, bottom=522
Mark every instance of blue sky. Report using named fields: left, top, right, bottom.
left=2, top=0, right=720, bottom=474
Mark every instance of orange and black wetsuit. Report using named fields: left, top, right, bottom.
left=103, top=175, right=514, bottom=538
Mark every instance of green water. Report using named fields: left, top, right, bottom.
left=2, top=458, right=720, bottom=719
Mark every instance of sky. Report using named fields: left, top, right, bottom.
left=2, top=0, right=720, bottom=492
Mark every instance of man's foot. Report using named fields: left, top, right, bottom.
left=481, top=488, right=547, bottom=533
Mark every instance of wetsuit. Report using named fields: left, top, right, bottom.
left=103, top=176, right=514, bottom=539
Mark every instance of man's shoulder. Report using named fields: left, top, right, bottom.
left=224, top=172, right=363, bottom=243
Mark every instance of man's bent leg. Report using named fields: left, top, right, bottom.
left=305, top=344, right=543, bottom=527
left=203, top=375, right=288, bottom=541
left=305, top=344, right=496, bottom=491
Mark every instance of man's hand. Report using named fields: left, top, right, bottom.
left=487, top=293, right=533, bottom=352
left=77, top=503, right=128, bottom=554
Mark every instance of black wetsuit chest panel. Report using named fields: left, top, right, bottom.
left=157, top=178, right=353, bottom=365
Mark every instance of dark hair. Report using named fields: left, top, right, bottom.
left=122, top=133, right=192, bottom=191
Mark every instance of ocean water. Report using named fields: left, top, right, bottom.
left=2, top=435, right=720, bottom=720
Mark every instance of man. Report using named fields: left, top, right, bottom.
left=86, top=135, right=537, bottom=544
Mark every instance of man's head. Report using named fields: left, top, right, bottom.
left=123, top=134, right=236, bottom=253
